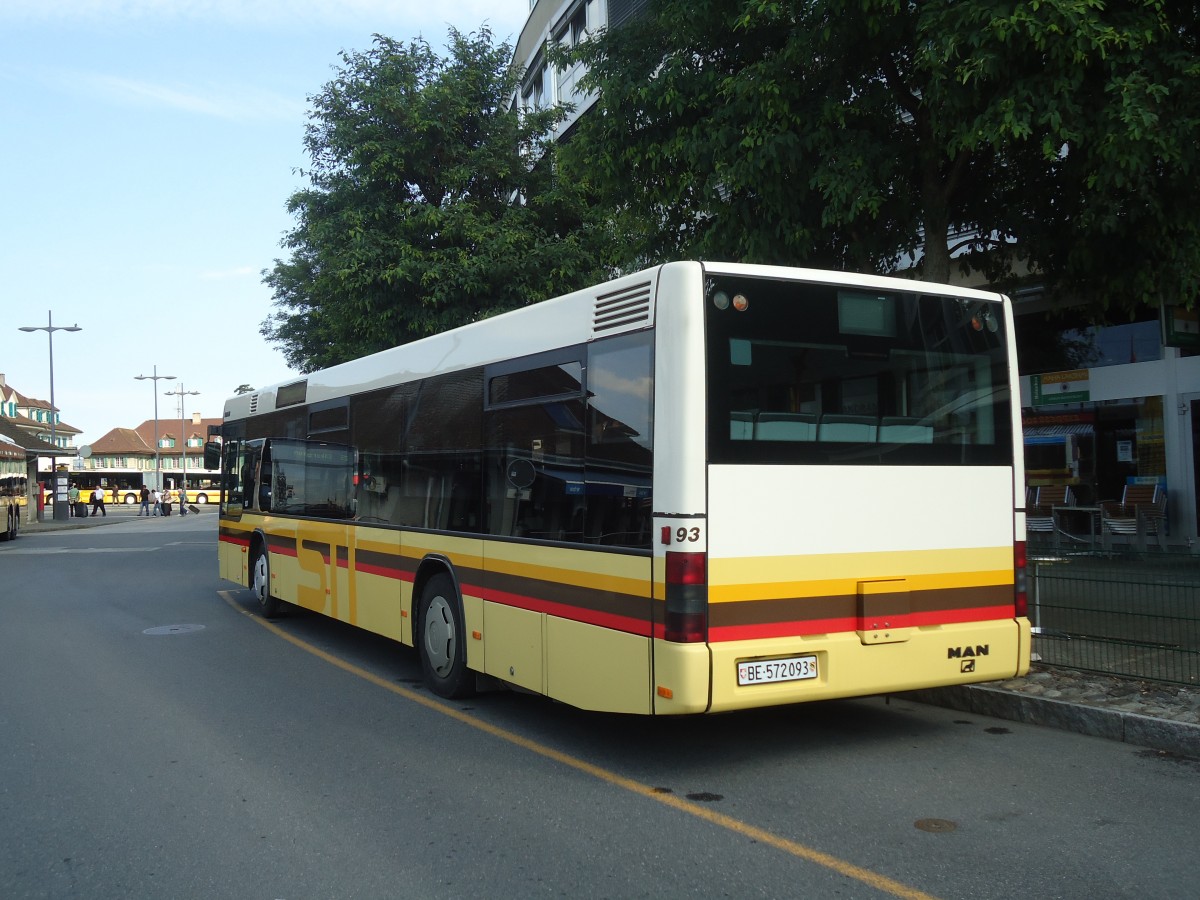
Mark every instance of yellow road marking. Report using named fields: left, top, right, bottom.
left=219, top=590, right=939, bottom=900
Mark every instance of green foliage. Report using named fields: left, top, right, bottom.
left=562, top=0, right=1199, bottom=313
left=263, top=28, right=618, bottom=372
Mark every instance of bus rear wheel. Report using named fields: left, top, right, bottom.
left=418, top=574, right=473, bottom=699
left=252, top=549, right=282, bottom=618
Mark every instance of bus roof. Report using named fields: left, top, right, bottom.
left=224, top=261, right=1006, bottom=423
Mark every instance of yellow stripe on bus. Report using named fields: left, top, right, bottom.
left=708, top=547, right=1012, bottom=603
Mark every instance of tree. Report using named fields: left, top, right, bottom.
left=263, top=27, right=618, bottom=372
left=234, top=384, right=254, bottom=395
left=561, top=0, right=1200, bottom=315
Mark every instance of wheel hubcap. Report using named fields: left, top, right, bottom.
left=423, top=596, right=455, bottom=676
left=253, top=557, right=268, bottom=605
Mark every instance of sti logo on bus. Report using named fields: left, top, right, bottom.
left=948, top=644, right=989, bottom=672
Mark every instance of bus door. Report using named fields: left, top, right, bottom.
left=217, top=438, right=263, bottom=585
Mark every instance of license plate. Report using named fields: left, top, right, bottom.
left=737, top=654, right=818, bottom=686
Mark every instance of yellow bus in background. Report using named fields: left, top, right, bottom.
left=214, top=262, right=1030, bottom=714
left=1, top=442, right=26, bottom=540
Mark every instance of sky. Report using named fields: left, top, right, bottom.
left=1, top=0, right=530, bottom=449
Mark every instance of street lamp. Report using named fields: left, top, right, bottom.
left=19, top=311, right=82, bottom=521
left=162, top=383, right=199, bottom=502
left=134, top=366, right=176, bottom=492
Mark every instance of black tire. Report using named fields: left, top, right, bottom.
left=196, top=494, right=208, bottom=505
left=417, top=573, right=473, bottom=699
left=251, top=548, right=283, bottom=618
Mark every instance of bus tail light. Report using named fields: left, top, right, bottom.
left=665, top=551, right=707, bottom=643
left=1014, top=541, right=1028, bottom=618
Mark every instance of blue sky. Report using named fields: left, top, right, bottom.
left=1, top=0, right=529, bottom=447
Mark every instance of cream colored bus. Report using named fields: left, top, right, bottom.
left=214, top=262, right=1029, bottom=714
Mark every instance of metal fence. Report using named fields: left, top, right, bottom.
left=1029, top=550, right=1200, bottom=686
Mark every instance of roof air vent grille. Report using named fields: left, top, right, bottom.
left=593, top=281, right=652, bottom=334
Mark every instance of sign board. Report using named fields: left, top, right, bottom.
left=1162, top=304, right=1200, bottom=349
left=1031, top=370, right=1090, bottom=406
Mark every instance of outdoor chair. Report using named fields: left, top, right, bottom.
left=1027, top=485, right=1075, bottom=538
left=1101, top=484, right=1167, bottom=550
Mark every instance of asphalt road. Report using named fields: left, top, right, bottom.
left=2, top=513, right=1198, bottom=899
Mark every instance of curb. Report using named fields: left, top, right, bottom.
left=902, top=684, right=1200, bottom=758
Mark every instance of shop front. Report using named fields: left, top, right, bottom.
left=1022, top=359, right=1198, bottom=546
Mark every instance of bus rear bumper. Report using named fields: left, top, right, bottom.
left=705, top=618, right=1030, bottom=714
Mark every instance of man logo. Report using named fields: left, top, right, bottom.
left=961, top=659, right=976, bottom=673
left=947, top=644, right=989, bottom=659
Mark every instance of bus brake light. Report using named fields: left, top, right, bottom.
left=665, top=551, right=707, bottom=643
left=1014, top=541, right=1028, bottom=618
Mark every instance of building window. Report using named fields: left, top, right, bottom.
left=521, top=56, right=549, bottom=111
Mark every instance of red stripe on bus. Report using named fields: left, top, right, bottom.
left=353, top=561, right=414, bottom=581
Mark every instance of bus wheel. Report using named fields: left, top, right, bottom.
left=252, top=549, right=282, bottom=618
left=196, top=494, right=208, bottom=504
left=418, top=574, right=473, bottom=699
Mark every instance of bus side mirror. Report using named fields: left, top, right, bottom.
left=203, top=441, right=222, bottom=469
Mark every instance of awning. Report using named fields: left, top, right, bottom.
left=1023, top=424, right=1094, bottom=438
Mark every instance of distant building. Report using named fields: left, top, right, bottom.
left=83, top=412, right=223, bottom=495
left=0, top=372, right=81, bottom=458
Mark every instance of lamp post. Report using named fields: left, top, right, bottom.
left=134, top=366, right=176, bottom=492
left=19, top=311, right=82, bottom=521
left=162, top=383, right=199, bottom=504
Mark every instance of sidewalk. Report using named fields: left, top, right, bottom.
left=22, top=503, right=213, bottom=532
left=13, top=510, right=1200, bottom=758
left=904, top=667, right=1200, bottom=758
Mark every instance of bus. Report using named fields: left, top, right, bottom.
left=214, top=261, right=1029, bottom=715
left=162, top=473, right=222, bottom=505
left=39, top=471, right=221, bottom=506
left=1, top=440, right=26, bottom=541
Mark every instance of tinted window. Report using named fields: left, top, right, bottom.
left=707, top=276, right=1013, bottom=466
left=585, top=332, right=653, bottom=546
left=267, top=439, right=356, bottom=519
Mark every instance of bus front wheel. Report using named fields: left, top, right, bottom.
left=252, top=550, right=282, bottom=618
left=418, top=574, right=473, bottom=699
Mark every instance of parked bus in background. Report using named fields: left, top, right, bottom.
left=213, top=261, right=1029, bottom=715
left=1, top=439, right=26, bottom=540
left=38, top=471, right=221, bottom=506
left=164, top=473, right=222, bottom=505
left=38, top=473, right=139, bottom=506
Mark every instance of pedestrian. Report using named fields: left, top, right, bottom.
left=68, top=483, right=79, bottom=517
left=139, top=485, right=150, bottom=516
left=90, top=485, right=107, bottom=517
left=151, top=488, right=162, bottom=516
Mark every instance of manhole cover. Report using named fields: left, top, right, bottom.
left=143, top=624, right=206, bottom=635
